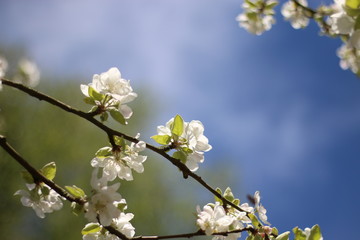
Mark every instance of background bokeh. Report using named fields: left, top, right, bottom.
left=1, top=0, right=360, bottom=239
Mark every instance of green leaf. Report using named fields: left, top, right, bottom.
left=224, top=187, right=235, bottom=202
left=272, top=227, right=279, bottom=236
left=171, top=115, right=184, bottom=137
left=293, top=227, right=307, bottom=240
left=308, top=225, right=322, bottom=240
left=95, top=147, right=112, bottom=157
left=41, top=185, right=50, bottom=196
left=275, top=231, right=290, bottom=240
left=81, top=223, right=101, bottom=235
left=110, top=109, right=127, bottom=125
left=249, top=213, right=262, bottom=228
left=88, top=86, right=105, bottom=102
left=151, top=135, right=171, bottom=145
left=40, top=162, right=56, bottom=180
left=181, top=147, right=193, bottom=154
left=21, top=171, right=34, bottom=184
left=173, top=150, right=187, bottom=163
left=233, top=198, right=240, bottom=206
left=100, top=112, right=109, bottom=122
left=346, top=0, right=360, bottom=9
left=214, top=187, right=223, bottom=203
left=83, top=97, right=96, bottom=105
left=65, top=185, right=86, bottom=198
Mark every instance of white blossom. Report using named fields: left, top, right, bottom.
left=337, top=43, right=360, bottom=74
left=281, top=0, right=310, bottom=29
left=113, top=213, right=136, bottom=238
left=83, top=226, right=119, bottom=240
left=330, top=12, right=354, bottom=35
left=197, top=203, right=234, bottom=235
left=14, top=183, right=63, bottom=218
left=236, top=0, right=277, bottom=35
left=14, top=58, right=40, bottom=87
left=85, top=168, right=123, bottom=226
left=253, top=191, right=270, bottom=225
left=81, top=67, right=137, bottom=119
left=91, top=135, right=147, bottom=181
left=157, top=118, right=211, bottom=171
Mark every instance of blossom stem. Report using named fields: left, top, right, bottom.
left=1, top=78, right=249, bottom=214
left=0, top=135, right=86, bottom=205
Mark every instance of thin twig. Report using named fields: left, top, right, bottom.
left=1, top=78, right=249, bottom=214
left=0, top=135, right=85, bottom=205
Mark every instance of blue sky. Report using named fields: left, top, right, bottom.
left=1, top=0, right=360, bottom=239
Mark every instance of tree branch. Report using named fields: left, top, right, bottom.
left=1, top=78, right=249, bottom=213
left=0, top=135, right=85, bottom=205
left=133, top=227, right=255, bottom=240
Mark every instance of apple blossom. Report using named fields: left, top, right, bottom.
left=236, top=0, right=278, bottom=35
left=14, top=58, right=40, bottom=87
left=253, top=191, right=270, bottom=225
left=337, top=43, right=360, bottom=75
left=281, top=0, right=310, bottom=29
left=91, top=135, right=147, bottom=181
left=153, top=115, right=211, bottom=171
left=196, top=203, right=234, bottom=236
left=14, top=183, right=63, bottom=218
left=81, top=67, right=137, bottom=120
left=85, top=168, right=123, bottom=226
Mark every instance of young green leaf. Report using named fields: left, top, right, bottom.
left=275, top=231, right=290, bottom=240
left=88, top=86, right=105, bottom=102
left=40, top=162, right=56, bottom=180
left=83, top=97, right=97, bottom=105
left=293, top=227, right=307, bottom=240
left=151, top=135, right=171, bottom=145
left=100, top=112, right=109, bottom=122
left=95, top=147, right=112, bottom=157
left=224, top=187, right=235, bottom=202
left=81, top=223, right=101, bottom=235
left=308, top=225, right=322, bottom=240
left=346, top=0, right=360, bottom=9
left=173, top=150, right=187, bottom=163
left=171, top=114, right=184, bottom=137
left=65, top=185, right=86, bottom=198
left=110, top=109, right=126, bottom=125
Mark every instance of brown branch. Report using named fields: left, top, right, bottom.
left=0, top=135, right=86, bottom=205
left=1, top=78, right=249, bottom=214
left=133, top=227, right=255, bottom=240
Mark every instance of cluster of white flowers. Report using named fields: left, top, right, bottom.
left=154, top=115, right=212, bottom=171
left=281, top=0, right=310, bottom=29
left=196, top=190, right=270, bottom=240
left=83, top=168, right=135, bottom=238
left=329, top=0, right=360, bottom=75
left=91, top=135, right=147, bottom=181
left=14, top=58, right=40, bottom=87
left=81, top=67, right=137, bottom=120
left=14, top=183, right=63, bottom=218
left=236, top=0, right=278, bottom=35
